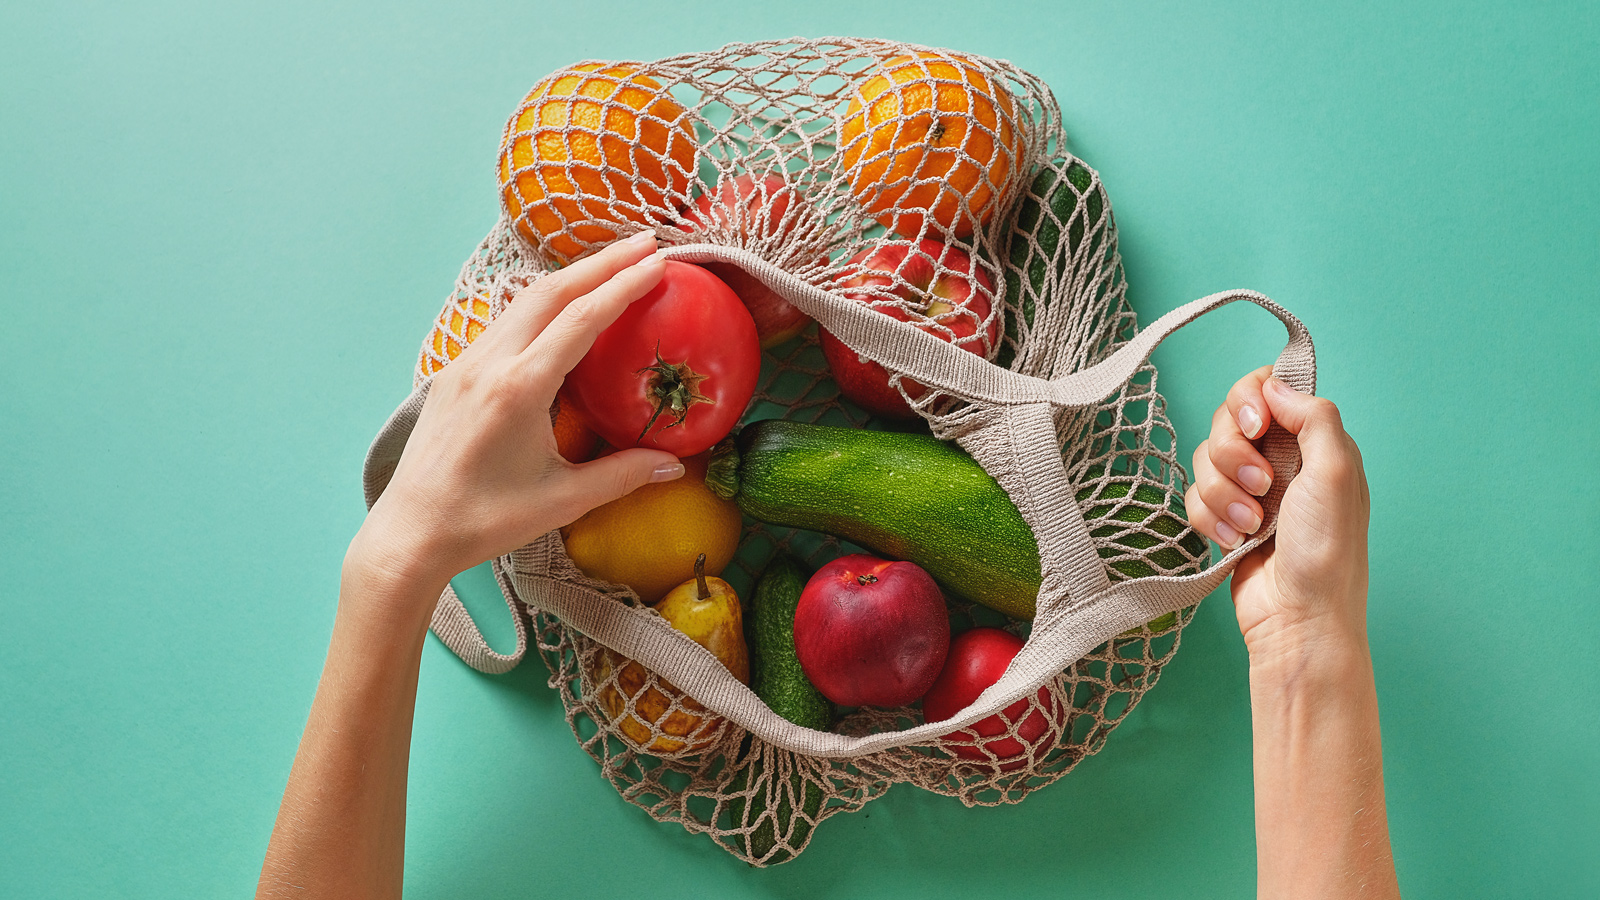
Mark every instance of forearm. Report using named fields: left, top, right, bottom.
left=257, top=547, right=443, bottom=900
left=1249, top=625, right=1400, bottom=900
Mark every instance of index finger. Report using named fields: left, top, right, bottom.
left=475, top=230, right=660, bottom=357
left=517, top=253, right=668, bottom=386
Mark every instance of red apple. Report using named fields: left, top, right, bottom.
left=921, top=627, right=1063, bottom=770
left=681, top=174, right=817, bottom=348
left=793, top=554, right=950, bottom=708
left=820, top=238, right=998, bottom=419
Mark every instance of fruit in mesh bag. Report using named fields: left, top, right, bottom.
left=839, top=51, right=1023, bottom=239
left=792, top=554, right=950, bottom=708
left=591, top=554, right=750, bottom=754
left=820, top=238, right=998, bottom=419
left=561, top=452, right=742, bottom=605
left=679, top=174, right=821, bottom=348
left=562, top=261, right=760, bottom=457
left=419, top=294, right=492, bottom=377
left=921, top=627, right=1063, bottom=770
left=549, top=396, right=600, bottom=464
left=498, top=63, right=697, bottom=264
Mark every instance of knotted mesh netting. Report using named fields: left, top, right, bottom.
left=373, top=37, right=1314, bottom=866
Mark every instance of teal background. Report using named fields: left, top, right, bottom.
left=3, top=0, right=1596, bottom=896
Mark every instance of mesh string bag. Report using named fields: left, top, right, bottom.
left=363, top=38, right=1317, bottom=866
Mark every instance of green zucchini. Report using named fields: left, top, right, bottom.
left=715, top=421, right=1210, bottom=622
left=998, top=161, right=1107, bottom=368
left=728, top=420, right=1040, bottom=618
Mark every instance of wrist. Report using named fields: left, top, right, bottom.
left=1247, top=616, right=1373, bottom=692
left=342, top=512, right=456, bottom=633
left=349, top=496, right=459, bottom=588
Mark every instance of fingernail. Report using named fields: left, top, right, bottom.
left=624, top=230, right=657, bottom=247
left=1227, top=502, right=1262, bottom=534
left=649, top=461, right=685, bottom=482
left=1267, top=376, right=1301, bottom=397
left=1214, top=519, right=1242, bottom=549
left=1237, top=404, right=1263, bottom=439
left=1237, top=465, right=1272, bottom=496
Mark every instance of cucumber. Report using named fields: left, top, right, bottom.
left=724, top=739, right=824, bottom=865
left=720, top=421, right=1210, bottom=622
left=747, top=556, right=831, bottom=731
left=998, top=161, right=1107, bottom=368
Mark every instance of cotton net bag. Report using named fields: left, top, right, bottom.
left=362, top=37, right=1316, bottom=865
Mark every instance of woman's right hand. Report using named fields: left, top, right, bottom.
left=1184, top=366, right=1372, bottom=656
left=350, top=231, right=683, bottom=618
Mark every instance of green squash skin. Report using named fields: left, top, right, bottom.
left=733, top=422, right=1214, bottom=626
left=1076, top=478, right=1212, bottom=580
left=747, top=557, right=832, bottom=732
left=735, top=420, right=1043, bottom=620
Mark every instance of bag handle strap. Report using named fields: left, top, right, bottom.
left=659, top=245, right=1314, bottom=409
left=470, top=270, right=1318, bottom=756
left=360, top=255, right=1314, bottom=700
left=988, top=288, right=1313, bottom=624
left=361, top=385, right=528, bottom=675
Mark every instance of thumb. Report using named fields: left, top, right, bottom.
left=567, top=448, right=686, bottom=509
left=1262, top=377, right=1352, bottom=465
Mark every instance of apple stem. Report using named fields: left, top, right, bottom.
left=694, top=553, right=710, bottom=600
left=857, top=573, right=878, bottom=586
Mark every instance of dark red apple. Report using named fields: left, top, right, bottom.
left=820, top=238, right=998, bottom=419
left=921, top=627, right=1063, bottom=770
left=681, top=174, right=817, bottom=348
left=793, top=554, right=950, bottom=708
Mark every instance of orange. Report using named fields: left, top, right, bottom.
left=550, top=396, right=600, bottom=463
left=418, top=293, right=491, bottom=377
left=498, top=64, right=698, bottom=264
left=839, top=52, right=1023, bottom=239
left=559, top=452, right=742, bottom=605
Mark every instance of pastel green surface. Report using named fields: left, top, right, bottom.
left=2, top=1, right=1595, bottom=897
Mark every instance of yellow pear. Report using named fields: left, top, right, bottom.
left=590, top=554, right=748, bottom=754
left=653, top=553, right=750, bottom=684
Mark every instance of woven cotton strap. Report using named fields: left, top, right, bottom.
left=360, top=271, right=1314, bottom=755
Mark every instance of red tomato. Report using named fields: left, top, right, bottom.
left=921, top=627, right=1063, bottom=770
left=562, top=261, right=760, bottom=457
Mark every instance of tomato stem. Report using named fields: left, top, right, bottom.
left=636, top=342, right=715, bottom=443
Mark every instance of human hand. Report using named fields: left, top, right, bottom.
left=1185, top=366, right=1371, bottom=657
left=349, top=231, right=684, bottom=607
